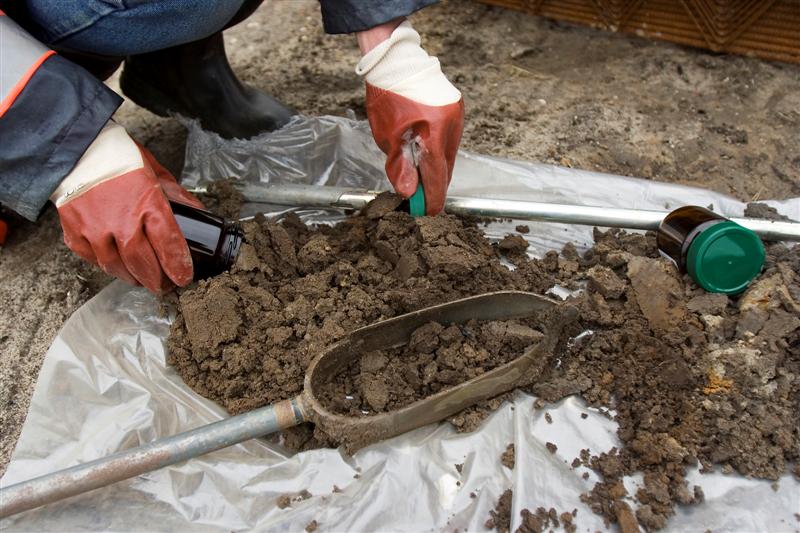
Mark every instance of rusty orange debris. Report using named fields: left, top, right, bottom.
left=703, top=370, right=734, bottom=395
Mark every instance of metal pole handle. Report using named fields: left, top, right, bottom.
left=0, top=398, right=306, bottom=518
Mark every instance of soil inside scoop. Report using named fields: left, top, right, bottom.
left=317, top=318, right=546, bottom=416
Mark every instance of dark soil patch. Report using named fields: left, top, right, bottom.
left=167, top=193, right=800, bottom=530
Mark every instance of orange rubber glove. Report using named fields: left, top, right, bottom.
left=51, top=121, right=203, bottom=294
left=357, top=21, right=464, bottom=215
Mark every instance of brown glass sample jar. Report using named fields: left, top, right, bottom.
left=170, top=201, right=243, bottom=280
left=657, top=205, right=765, bottom=294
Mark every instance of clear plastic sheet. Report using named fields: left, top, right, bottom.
left=3, top=116, right=798, bottom=532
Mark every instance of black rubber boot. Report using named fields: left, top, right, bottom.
left=119, top=32, right=296, bottom=139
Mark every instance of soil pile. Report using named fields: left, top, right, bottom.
left=167, top=194, right=799, bottom=530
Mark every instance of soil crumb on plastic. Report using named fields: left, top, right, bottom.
left=168, top=193, right=800, bottom=531
left=304, top=520, right=318, bottom=532
left=498, top=234, right=529, bottom=255
left=502, top=443, right=516, bottom=469
left=276, top=495, right=291, bottom=509
left=485, top=489, right=513, bottom=532
left=515, top=506, right=577, bottom=533
left=744, top=202, right=794, bottom=222
left=277, top=489, right=311, bottom=509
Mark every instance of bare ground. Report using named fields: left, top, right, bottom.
left=1, top=0, right=798, bottom=476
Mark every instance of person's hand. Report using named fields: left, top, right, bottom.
left=357, top=20, right=464, bottom=215
left=51, top=121, right=203, bottom=294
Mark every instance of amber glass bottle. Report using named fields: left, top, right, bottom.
left=657, top=206, right=765, bottom=294
left=170, top=202, right=243, bottom=280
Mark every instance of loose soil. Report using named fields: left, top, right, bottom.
left=4, top=0, right=799, bottom=478
left=168, top=193, right=799, bottom=530
left=486, top=489, right=578, bottom=533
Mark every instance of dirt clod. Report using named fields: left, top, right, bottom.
left=744, top=202, right=794, bottom=222
left=515, top=506, right=577, bottom=533
left=498, top=234, right=530, bottom=255
left=277, top=495, right=291, bottom=509
left=614, top=501, right=641, bottom=533
left=502, top=443, right=516, bottom=469
left=486, top=489, right=513, bottom=532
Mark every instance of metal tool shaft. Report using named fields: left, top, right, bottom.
left=200, top=183, right=800, bottom=242
left=0, top=398, right=306, bottom=518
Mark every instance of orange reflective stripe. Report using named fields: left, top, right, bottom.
left=0, top=49, right=56, bottom=118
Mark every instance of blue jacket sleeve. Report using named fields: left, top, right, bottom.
left=318, top=0, right=438, bottom=34
left=0, top=13, right=122, bottom=221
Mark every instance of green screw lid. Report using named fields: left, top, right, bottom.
left=409, top=183, right=426, bottom=217
left=686, top=220, right=765, bottom=294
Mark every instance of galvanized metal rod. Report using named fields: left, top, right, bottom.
left=200, top=183, right=800, bottom=242
left=443, top=196, right=800, bottom=242
left=0, top=398, right=306, bottom=519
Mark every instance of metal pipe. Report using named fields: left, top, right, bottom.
left=0, top=398, right=306, bottom=519
left=195, top=183, right=800, bottom=242
left=443, top=196, right=800, bottom=242
left=234, top=183, right=380, bottom=210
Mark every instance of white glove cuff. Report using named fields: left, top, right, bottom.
left=50, top=121, right=144, bottom=207
left=356, top=21, right=461, bottom=107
